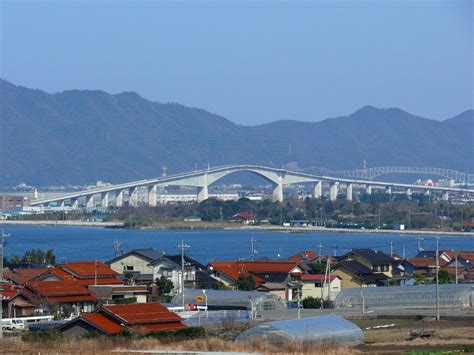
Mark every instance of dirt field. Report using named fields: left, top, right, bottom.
left=357, top=318, right=474, bottom=353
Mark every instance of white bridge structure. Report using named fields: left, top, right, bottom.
left=30, top=164, right=474, bottom=209
left=332, top=166, right=474, bottom=183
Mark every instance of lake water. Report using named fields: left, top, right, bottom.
left=1, top=225, right=472, bottom=264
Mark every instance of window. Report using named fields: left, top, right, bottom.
left=123, top=265, right=134, bottom=271
left=161, top=268, right=173, bottom=278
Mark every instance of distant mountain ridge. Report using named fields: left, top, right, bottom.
left=0, top=79, right=472, bottom=186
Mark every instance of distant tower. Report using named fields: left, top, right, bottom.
left=363, top=160, right=368, bottom=178
left=161, top=164, right=168, bottom=177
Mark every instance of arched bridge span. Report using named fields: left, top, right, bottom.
left=30, top=164, right=474, bottom=208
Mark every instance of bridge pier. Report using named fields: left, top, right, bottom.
left=329, top=182, right=338, bottom=201
left=385, top=186, right=392, bottom=195
left=406, top=188, right=412, bottom=199
left=442, top=191, right=449, bottom=201
left=101, top=192, right=109, bottom=208
left=346, top=183, right=353, bottom=201
left=197, top=173, right=209, bottom=203
left=116, top=190, right=124, bottom=208
left=59, top=200, right=65, bottom=208
left=148, top=185, right=158, bottom=207
left=272, top=183, right=284, bottom=202
left=365, top=185, right=372, bottom=195
left=71, top=198, right=79, bottom=209
left=86, top=195, right=95, bottom=208
left=129, top=187, right=138, bottom=207
left=313, top=181, right=322, bottom=199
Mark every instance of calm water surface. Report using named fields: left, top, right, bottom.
left=1, top=225, right=472, bottom=263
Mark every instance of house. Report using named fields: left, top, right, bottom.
left=209, top=260, right=302, bottom=299
left=60, top=302, right=186, bottom=336
left=231, top=212, right=257, bottom=225
left=89, top=285, right=149, bottom=303
left=300, top=274, right=341, bottom=301
left=289, top=250, right=318, bottom=263
left=24, top=280, right=97, bottom=313
left=107, top=248, right=164, bottom=284
left=1, top=282, right=35, bottom=318
left=149, top=254, right=204, bottom=293
left=58, top=261, right=122, bottom=286
left=337, top=249, right=395, bottom=277
left=4, top=267, right=51, bottom=286
left=331, top=261, right=389, bottom=288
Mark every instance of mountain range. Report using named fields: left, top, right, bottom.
left=1, top=79, right=472, bottom=186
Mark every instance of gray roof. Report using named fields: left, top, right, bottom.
left=107, top=248, right=162, bottom=264
left=343, top=249, right=393, bottom=264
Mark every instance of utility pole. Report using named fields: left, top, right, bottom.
left=0, top=230, right=10, bottom=339
left=402, top=244, right=406, bottom=259
left=113, top=239, right=122, bottom=257
left=250, top=237, right=258, bottom=261
left=455, top=252, right=458, bottom=285
left=317, top=242, right=323, bottom=260
left=416, top=237, right=424, bottom=252
left=408, top=209, right=411, bottom=230
left=333, top=244, right=337, bottom=257
left=94, top=259, right=98, bottom=286
left=178, top=240, right=190, bottom=308
left=390, top=241, right=393, bottom=258
left=435, top=236, right=440, bottom=321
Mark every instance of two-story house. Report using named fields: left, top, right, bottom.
left=107, top=248, right=163, bottom=284
left=332, top=249, right=394, bottom=288
left=149, top=254, right=204, bottom=294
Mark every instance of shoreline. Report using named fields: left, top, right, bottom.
left=1, top=219, right=473, bottom=236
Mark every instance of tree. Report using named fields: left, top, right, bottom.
left=302, top=296, right=332, bottom=309
left=413, top=272, right=427, bottom=285
left=236, top=275, right=256, bottom=291
left=437, top=269, right=451, bottom=284
left=155, top=276, right=174, bottom=296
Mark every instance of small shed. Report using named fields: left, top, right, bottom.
left=236, top=316, right=363, bottom=346
left=172, top=289, right=286, bottom=311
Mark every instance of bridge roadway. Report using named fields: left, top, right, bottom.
left=30, top=164, right=474, bottom=208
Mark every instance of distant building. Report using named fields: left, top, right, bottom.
left=231, top=211, right=257, bottom=224
left=0, top=195, right=31, bottom=210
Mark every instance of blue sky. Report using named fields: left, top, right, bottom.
left=1, top=0, right=472, bottom=125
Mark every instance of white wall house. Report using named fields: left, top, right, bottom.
left=300, top=274, right=341, bottom=301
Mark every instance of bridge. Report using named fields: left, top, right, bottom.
left=30, top=164, right=474, bottom=209
left=332, top=166, right=474, bottom=182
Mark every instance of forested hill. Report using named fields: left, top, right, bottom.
left=1, top=79, right=472, bottom=186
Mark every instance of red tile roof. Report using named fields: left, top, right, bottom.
left=209, top=260, right=298, bottom=283
left=290, top=250, right=318, bottom=262
left=5, top=268, right=51, bottom=285
left=407, top=258, right=438, bottom=268
left=102, top=303, right=182, bottom=324
left=232, top=212, right=256, bottom=220
left=300, top=274, right=338, bottom=281
left=25, top=281, right=97, bottom=303
left=81, top=313, right=124, bottom=335
left=60, top=261, right=119, bottom=279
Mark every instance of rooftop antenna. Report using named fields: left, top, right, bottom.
left=113, top=239, right=122, bottom=257
left=178, top=240, right=190, bottom=308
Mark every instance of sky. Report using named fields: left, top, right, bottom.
left=1, top=0, right=472, bottom=125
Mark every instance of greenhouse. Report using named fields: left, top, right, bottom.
left=335, top=284, right=474, bottom=309
left=236, top=316, right=363, bottom=346
left=172, top=289, right=286, bottom=311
